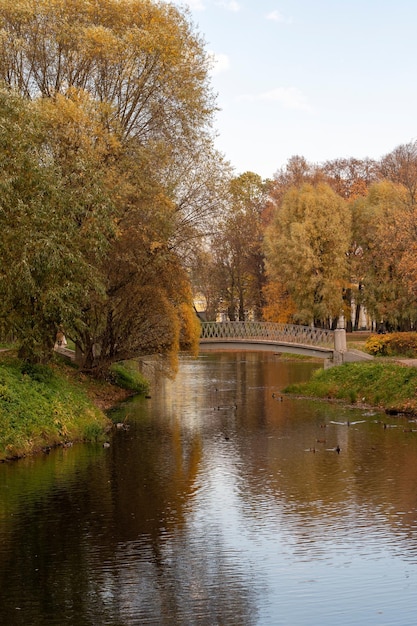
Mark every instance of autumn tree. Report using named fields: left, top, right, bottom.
left=261, top=279, right=296, bottom=323
left=190, top=247, right=225, bottom=322
left=0, top=0, right=214, bottom=146
left=264, top=183, right=351, bottom=326
left=351, top=181, right=417, bottom=330
left=320, top=157, right=379, bottom=199
left=204, top=172, right=268, bottom=321
left=266, top=156, right=323, bottom=222
left=273, top=155, right=318, bottom=189
left=379, top=141, right=417, bottom=206
left=0, top=87, right=110, bottom=361
left=0, top=0, right=225, bottom=369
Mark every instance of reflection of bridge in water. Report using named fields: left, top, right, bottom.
left=199, top=321, right=368, bottom=365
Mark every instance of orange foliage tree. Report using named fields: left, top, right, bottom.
left=262, top=279, right=296, bottom=323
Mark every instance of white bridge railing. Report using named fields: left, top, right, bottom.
left=200, top=321, right=334, bottom=348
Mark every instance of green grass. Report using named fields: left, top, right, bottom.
left=346, top=331, right=371, bottom=352
left=284, top=361, right=417, bottom=414
left=0, top=357, right=113, bottom=461
left=109, top=360, right=150, bottom=394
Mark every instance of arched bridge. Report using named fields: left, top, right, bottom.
left=199, top=321, right=350, bottom=363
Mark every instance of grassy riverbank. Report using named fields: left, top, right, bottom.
left=0, top=353, right=147, bottom=461
left=284, top=361, right=417, bottom=415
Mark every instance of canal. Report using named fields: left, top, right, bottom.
left=1, top=352, right=417, bottom=625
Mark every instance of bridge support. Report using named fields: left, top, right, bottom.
left=331, top=329, right=347, bottom=365
left=334, top=328, right=347, bottom=353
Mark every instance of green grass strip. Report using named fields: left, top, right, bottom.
left=284, top=361, right=417, bottom=413
left=0, top=358, right=111, bottom=460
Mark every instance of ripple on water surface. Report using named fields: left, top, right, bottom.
left=2, top=353, right=417, bottom=624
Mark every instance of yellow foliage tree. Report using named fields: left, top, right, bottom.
left=265, top=183, right=351, bottom=327
left=262, top=279, right=296, bottom=323
left=0, top=0, right=223, bottom=369
left=351, top=181, right=417, bottom=329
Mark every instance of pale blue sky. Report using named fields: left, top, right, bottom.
left=171, top=0, right=417, bottom=179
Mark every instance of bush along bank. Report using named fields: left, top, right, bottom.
left=283, top=361, right=417, bottom=416
left=365, top=332, right=417, bottom=357
left=0, top=356, right=149, bottom=462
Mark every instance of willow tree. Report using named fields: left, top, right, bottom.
left=264, top=183, right=351, bottom=327
left=0, top=0, right=224, bottom=369
left=351, top=181, right=417, bottom=330
left=0, top=88, right=111, bottom=361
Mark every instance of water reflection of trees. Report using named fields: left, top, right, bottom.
left=2, top=352, right=417, bottom=624
left=0, top=394, right=258, bottom=625
left=191, top=352, right=417, bottom=562
left=229, top=359, right=417, bottom=561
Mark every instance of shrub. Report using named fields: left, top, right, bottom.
left=21, top=362, right=54, bottom=383
left=388, top=332, right=417, bottom=357
left=365, top=334, right=389, bottom=356
left=365, top=332, right=417, bottom=357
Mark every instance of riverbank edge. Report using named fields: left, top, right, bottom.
left=282, top=359, right=417, bottom=418
left=0, top=353, right=143, bottom=463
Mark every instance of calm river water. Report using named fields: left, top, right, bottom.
left=1, top=351, right=417, bottom=625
